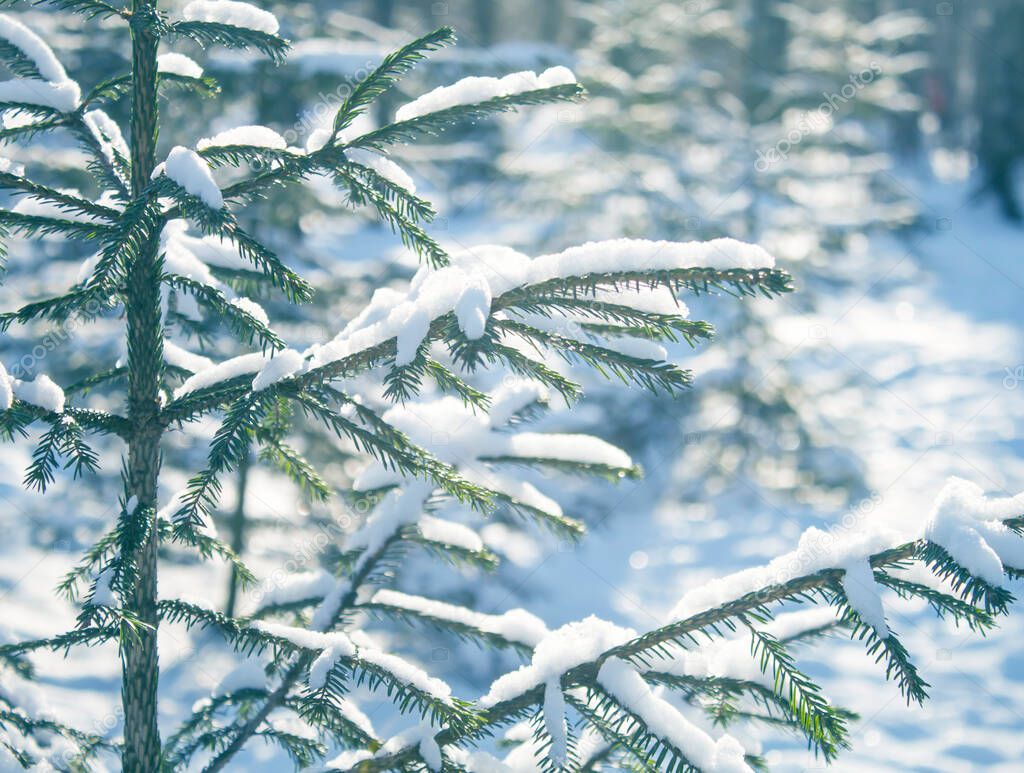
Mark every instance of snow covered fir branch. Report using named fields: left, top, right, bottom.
left=0, top=1, right=1019, bottom=772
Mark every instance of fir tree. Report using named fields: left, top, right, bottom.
left=0, top=3, right=1021, bottom=773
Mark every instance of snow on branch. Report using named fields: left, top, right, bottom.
left=157, top=52, right=204, bottom=79
left=197, top=124, right=287, bottom=152
left=395, top=66, right=577, bottom=122
left=0, top=14, right=80, bottom=112
left=181, top=0, right=280, bottom=36
left=596, top=657, right=750, bottom=772
left=154, top=146, right=224, bottom=209
left=305, top=238, right=776, bottom=375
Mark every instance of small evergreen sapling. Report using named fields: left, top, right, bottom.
left=0, top=3, right=1020, bottom=772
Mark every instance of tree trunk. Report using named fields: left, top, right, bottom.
left=224, top=453, right=251, bottom=618
left=121, top=2, right=164, bottom=770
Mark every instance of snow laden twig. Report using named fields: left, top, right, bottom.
left=344, top=478, right=1024, bottom=772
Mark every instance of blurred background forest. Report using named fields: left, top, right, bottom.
left=2, top=0, right=1024, bottom=770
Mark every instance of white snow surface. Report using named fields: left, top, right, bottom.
left=0, top=14, right=70, bottom=83
left=0, top=78, right=79, bottom=112
left=416, top=514, right=483, bottom=552
left=395, top=66, right=577, bottom=122
left=83, top=109, right=129, bottom=166
left=0, top=363, right=11, bottom=410
left=197, top=124, right=287, bottom=151
left=375, top=723, right=443, bottom=772
left=924, top=477, right=1024, bottom=586
left=480, top=615, right=636, bottom=707
left=172, top=351, right=268, bottom=399
left=12, top=375, right=64, bottom=412
left=839, top=558, right=889, bottom=637
left=163, top=340, right=214, bottom=374
left=160, top=146, right=223, bottom=209
left=543, top=680, right=568, bottom=766
left=308, top=238, right=771, bottom=372
left=0, top=155, right=24, bottom=177
left=346, top=148, right=416, bottom=193
left=181, top=0, right=280, bottom=35
left=597, top=657, right=751, bottom=772
left=251, top=349, right=304, bottom=391
left=12, top=187, right=98, bottom=222
left=229, top=296, right=269, bottom=327
left=157, top=52, right=204, bottom=79
left=667, top=523, right=901, bottom=623
left=353, top=392, right=632, bottom=493
left=454, top=284, right=491, bottom=340
left=370, top=589, right=549, bottom=646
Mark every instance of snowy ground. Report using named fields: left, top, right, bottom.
left=1, top=171, right=1023, bottom=771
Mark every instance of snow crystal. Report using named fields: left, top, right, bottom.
left=0, top=14, right=70, bottom=83
left=370, top=589, right=548, bottom=647
left=125, top=496, right=138, bottom=513
left=416, top=514, right=483, bottom=552
left=454, top=284, right=491, bottom=340
left=182, top=0, right=280, bottom=35
left=12, top=374, right=64, bottom=412
left=480, top=615, right=636, bottom=707
left=157, top=52, right=204, bottom=79
left=840, top=558, right=888, bottom=637
left=161, top=146, right=223, bottom=209
left=598, top=657, right=751, bottom=773
left=0, top=79, right=79, bottom=112
left=395, top=66, right=577, bottom=122
left=197, top=124, right=287, bottom=151
left=164, top=340, right=214, bottom=374
left=346, top=148, right=416, bottom=193
left=172, top=351, right=268, bottom=399
left=543, top=680, right=568, bottom=766
left=251, top=349, right=304, bottom=391
left=0, top=362, right=11, bottom=410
